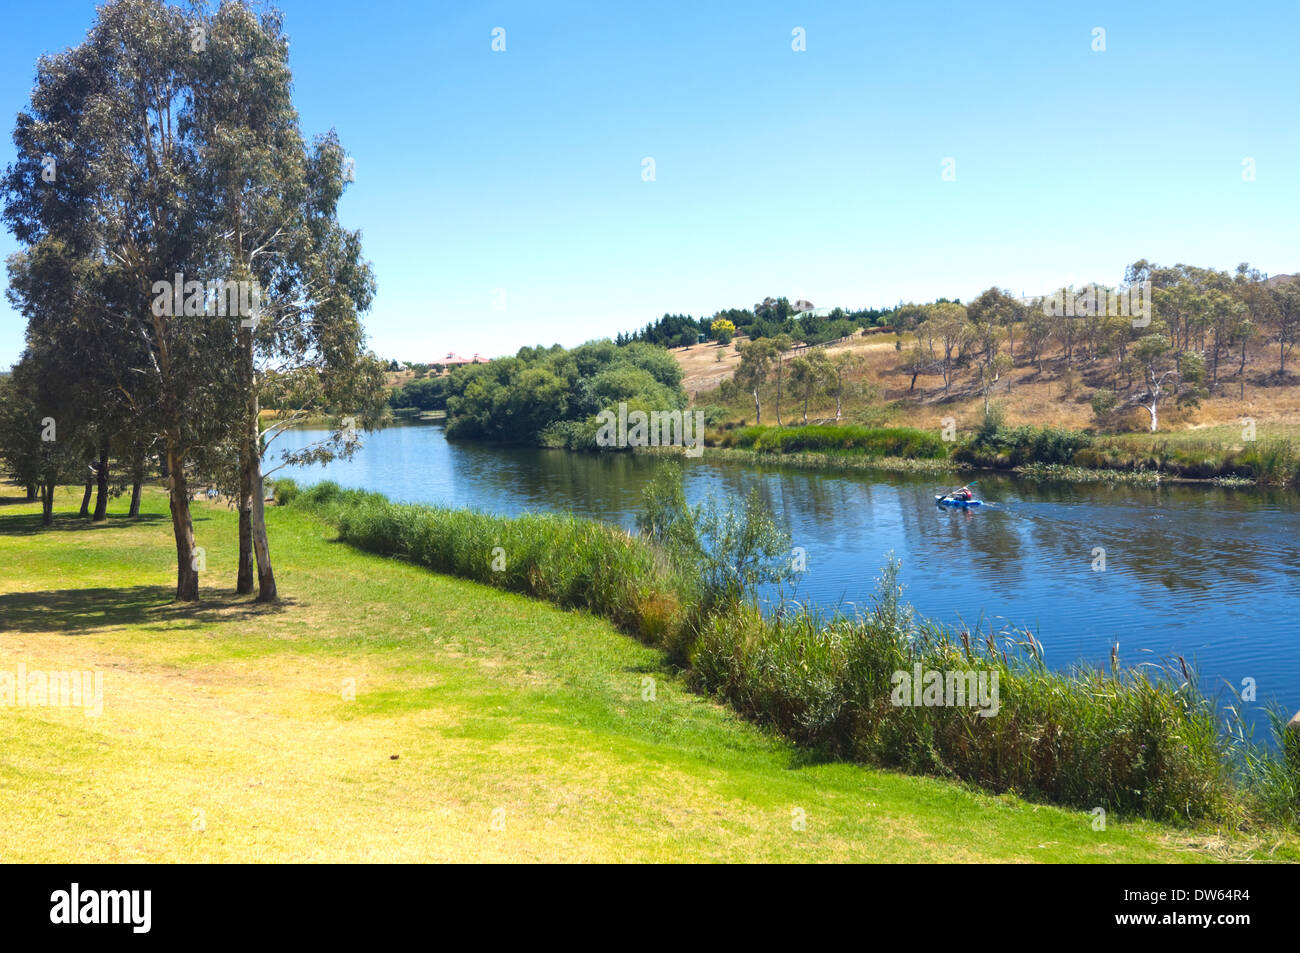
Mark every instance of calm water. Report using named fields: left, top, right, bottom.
left=273, top=421, right=1300, bottom=727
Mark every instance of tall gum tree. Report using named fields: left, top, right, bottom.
left=2, top=0, right=242, bottom=600
left=191, top=2, right=382, bottom=601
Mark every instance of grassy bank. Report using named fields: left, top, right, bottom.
left=0, top=488, right=1257, bottom=862
left=638, top=444, right=962, bottom=477
left=280, top=480, right=1300, bottom=833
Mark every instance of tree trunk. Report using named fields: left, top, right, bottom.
left=166, top=442, right=199, bottom=602
left=250, top=459, right=277, bottom=603
left=92, top=444, right=109, bottom=522
left=79, top=478, right=93, bottom=517
left=25, top=484, right=37, bottom=502
left=237, top=456, right=255, bottom=595
left=239, top=328, right=276, bottom=601
left=41, top=479, right=55, bottom=525
left=752, top=388, right=761, bottom=426
left=236, top=353, right=255, bottom=595
left=127, top=447, right=144, bottom=517
left=775, top=359, right=783, bottom=426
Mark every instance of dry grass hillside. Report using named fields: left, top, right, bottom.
left=679, top=329, right=1300, bottom=440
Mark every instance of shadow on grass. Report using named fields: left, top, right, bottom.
left=0, top=585, right=292, bottom=634
left=0, top=512, right=168, bottom=536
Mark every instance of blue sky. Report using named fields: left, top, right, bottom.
left=2, top=0, right=1297, bottom=367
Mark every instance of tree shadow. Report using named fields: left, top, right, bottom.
left=0, top=585, right=292, bottom=634
left=0, top=512, right=168, bottom=537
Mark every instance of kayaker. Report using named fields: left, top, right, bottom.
left=953, top=486, right=974, bottom=501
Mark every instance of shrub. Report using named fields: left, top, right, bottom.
left=956, top=425, right=1093, bottom=468
left=1091, top=388, right=1119, bottom=420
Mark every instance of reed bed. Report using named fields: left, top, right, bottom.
left=720, top=424, right=949, bottom=458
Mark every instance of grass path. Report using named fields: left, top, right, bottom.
left=0, top=489, right=1282, bottom=862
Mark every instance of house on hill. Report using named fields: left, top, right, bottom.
left=434, top=352, right=490, bottom=367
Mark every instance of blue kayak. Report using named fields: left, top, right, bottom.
left=936, top=495, right=985, bottom=508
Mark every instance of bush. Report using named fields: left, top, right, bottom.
left=1091, top=389, right=1119, bottom=420
left=271, top=478, right=299, bottom=506
left=956, top=425, right=1093, bottom=468
left=638, top=461, right=798, bottom=611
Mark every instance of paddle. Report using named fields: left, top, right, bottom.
left=939, top=480, right=977, bottom=500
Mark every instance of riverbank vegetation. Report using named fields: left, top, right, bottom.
left=698, top=417, right=1300, bottom=488
left=279, top=471, right=1300, bottom=832
left=5, top=486, right=1248, bottom=862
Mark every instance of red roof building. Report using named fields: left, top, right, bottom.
left=435, top=352, right=490, bottom=366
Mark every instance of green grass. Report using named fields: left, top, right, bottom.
left=720, top=424, right=950, bottom=459
left=3, top=486, right=1294, bottom=861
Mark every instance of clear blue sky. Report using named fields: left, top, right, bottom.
left=2, top=0, right=1297, bottom=368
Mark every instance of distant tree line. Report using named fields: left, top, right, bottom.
left=616, top=297, right=894, bottom=349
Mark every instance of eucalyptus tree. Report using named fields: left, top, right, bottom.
left=1203, top=290, right=1247, bottom=390
left=1269, top=279, right=1300, bottom=375
left=828, top=350, right=865, bottom=418
left=967, top=287, right=1017, bottom=363
left=733, top=337, right=778, bottom=425
left=769, top=333, right=794, bottom=425
left=190, top=1, right=383, bottom=601
left=0, top=349, right=89, bottom=524
left=1130, top=334, right=1204, bottom=432
left=5, top=240, right=149, bottom=523
left=788, top=350, right=832, bottom=424
left=923, top=302, right=967, bottom=394
left=2, top=0, right=243, bottom=599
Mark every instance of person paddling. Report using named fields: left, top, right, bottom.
left=946, top=483, right=974, bottom=501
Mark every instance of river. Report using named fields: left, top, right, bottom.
left=273, top=420, right=1300, bottom=731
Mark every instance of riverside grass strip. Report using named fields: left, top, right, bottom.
left=0, top=486, right=1258, bottom=862
left=281, top=480, right=1300, bottom=832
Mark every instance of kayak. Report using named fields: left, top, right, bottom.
left=936, top=495, right=985, bottom=508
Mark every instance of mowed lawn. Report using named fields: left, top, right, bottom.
left=0, top=489, right=1278, bottom=863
